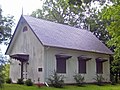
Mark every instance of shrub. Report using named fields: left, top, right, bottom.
left=48, top=70, right=65, bottom=88
left=93, top=74, right=104, bottom=86
left=25, top=79, right=33, bottom=86
left=17, top=78, right=24, bottom=85
left=0, top=65, right=5, bottom=88
left=73, top=73, right=85, bottom=86
left=6, top=78, right=12, bottom=84
left=0, top=74, right=4, bottom=88
left=110, top=74, right=116, bottom=85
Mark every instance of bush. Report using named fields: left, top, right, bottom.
left=48, top=70, right=65, bottom=88
left=93, top=74, right=104, bottom=86
left=25, top=79, right=33, bottom=86
left=17, top=79, right=24, bottom=85
left=0, top=65, right=5, bottom=88
left=73, top=73, right=85, bottom=86
left=110, top=74, right=116, bottom=85
left=6, top=78, right=12, bottom=84
left=0, top=74, right=4, bottom=88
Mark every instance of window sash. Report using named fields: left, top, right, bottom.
left=56, top=58, right=66, bottom=73
left=78, top=60, right=86, bottom=74
left=96, top=61, right=103, bottom=74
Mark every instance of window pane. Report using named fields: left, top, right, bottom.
left=78, top=60, right=86, bottom=73
left=56, top=58, right=66, bottom=73
left=23, top=26, right=28, bottom=32
left=96, top=61, right=103, bottom=74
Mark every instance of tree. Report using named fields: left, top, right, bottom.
left=32, top=0, right=84, bottom=26
left=102, top=3, right=120, bottom=83
left=0, top=7, right=14, bottom=87
left=0, top=7, right=14, bottom=44
left=31, top=0, right=112, bottom=43
left=0, top=50, right=7, bottom=88
left=0, top=65, right=4, bottom=88
left=2, top=64, right=10, bottom=80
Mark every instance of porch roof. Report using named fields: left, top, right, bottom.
left=10, top=53, right=29, bottom=62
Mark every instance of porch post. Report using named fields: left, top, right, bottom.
left=21, top=61, right=24, bottom=79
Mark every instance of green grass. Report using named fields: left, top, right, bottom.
left=1, top=84, right=120, bottom=90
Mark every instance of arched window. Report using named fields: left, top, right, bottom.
left=23, top=26, right=28, bottom=32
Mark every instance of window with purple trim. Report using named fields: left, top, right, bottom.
left=56, top=57, right=67, bottom=73
left=96, top=60, right=103, bottom=74
left=78, top=60, right=86, bottom=74
left=56, top=55, right=72, bottom=73
left=23, top=26, right=28, bottom=32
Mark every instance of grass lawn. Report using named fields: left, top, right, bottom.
left=2, top=84, right=120, bottom=90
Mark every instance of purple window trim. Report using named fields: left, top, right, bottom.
left=56, top=58, right=66, bottom=73
left=78, top=56, right=91, bottom=74
left=96, top=61, right=103, bottom=74
left=55, top=54, right=72, bottom=73
left=96, top=58, right=108, bottom=74
left=78, top=56, right=92, bottom=61
left=23, top=26, right=28, bottom=32
left=78, top=60, right=86, bottom=74
left=55, top=54, right=72, bottom=59
left=96, top=58, right=108, bottom=62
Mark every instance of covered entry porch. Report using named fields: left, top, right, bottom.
left=10, top=53, right=29, bottom=80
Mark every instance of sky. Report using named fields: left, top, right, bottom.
left=0, top=0, right=43, bottom=23
left=0, top=0, right=43, bottom=54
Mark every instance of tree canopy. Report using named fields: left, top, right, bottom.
left=102, top=1, right=120, bottom=82
left=0, top=7, right=14, bottom=87
left=0, top=8, right=14, bottom=44
left=31, top=0, right=112, bottom=43
left=0, top=50, right=7, bottom=87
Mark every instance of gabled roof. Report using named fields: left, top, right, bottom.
left=6, top=15, right=113, bottom=55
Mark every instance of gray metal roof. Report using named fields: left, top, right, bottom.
left=23, top=15, right=113, bottom=55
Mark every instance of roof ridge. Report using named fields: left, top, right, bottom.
left=23, top=15, right=92, bottom=33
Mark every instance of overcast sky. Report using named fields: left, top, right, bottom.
left=0, top=0, right=43, bottom=54
left=0, top=0, right=43, bottom=23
